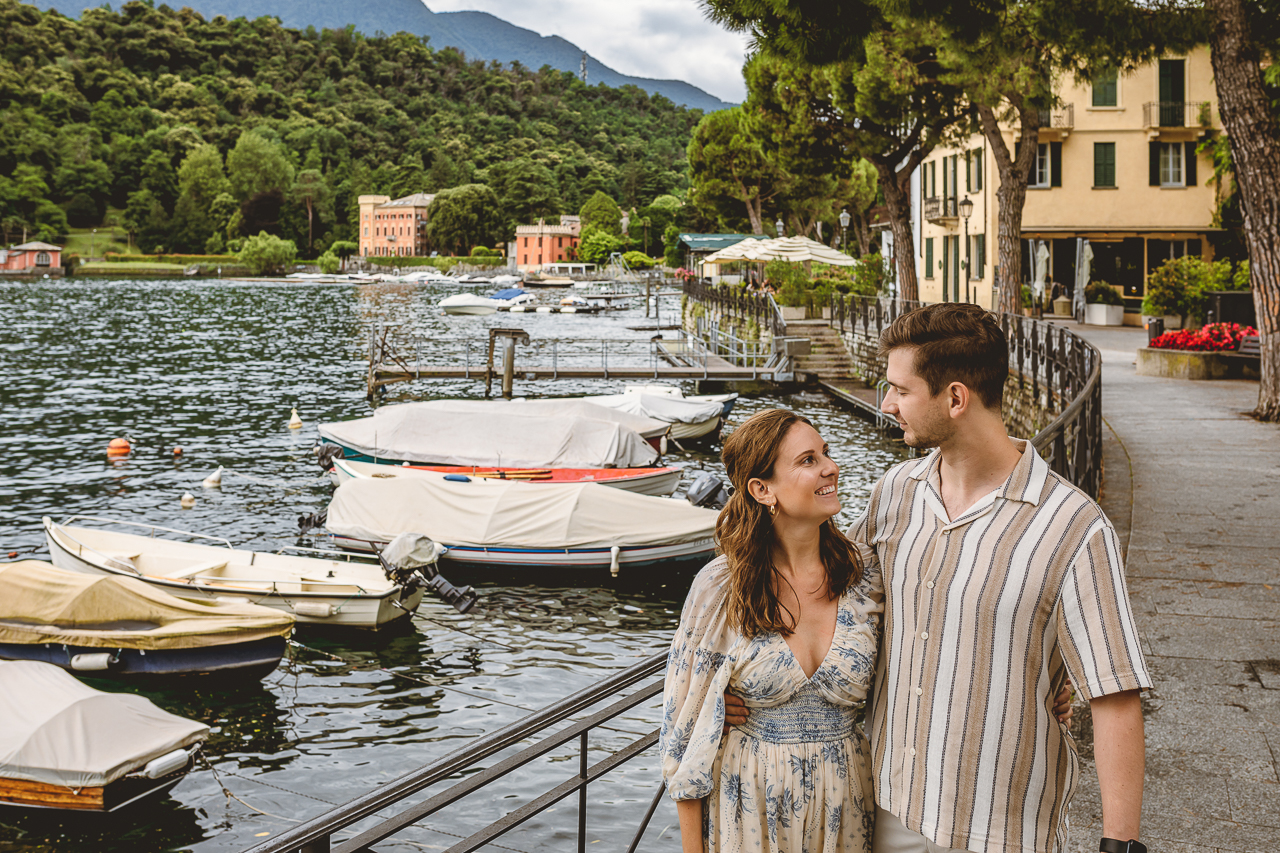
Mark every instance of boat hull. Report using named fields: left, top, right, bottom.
left=441, top=304, right=497, bottom=315
left=331, top=458, right=681, bottom=497
left=0, top=765, right=191, bottom=812
left=331, top=534, right=717, bottom=572
left=0, top=636, right=286, bottom=681
left=44, top=521, right=423, bottom=630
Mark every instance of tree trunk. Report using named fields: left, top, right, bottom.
left=875, top=159, right=919, bottom=301
left=978, top=102, right=1040, bottom=315
left=306, top=200, right=314, bottom=253
left=853, top=214, right=872, bottom=257
left=1207, top=0, right=1280, bottom=420
left=742, top=188, right=764, bottom=235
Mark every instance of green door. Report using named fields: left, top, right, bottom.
left=1159, top=59, right=1185, bottom=126
left=953, top=236, right=962, bottom=300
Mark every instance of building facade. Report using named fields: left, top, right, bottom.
left=0, top=241, right=62, bottom=274
left=358, top=193, right=435, bottom=258
left=914, top=48, right=1219, bottom=321
left=514, top=217, right=581, bottom=271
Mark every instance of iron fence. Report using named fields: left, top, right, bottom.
left=681, top=278, right=787, bottom=337
left=1143, top=101, right=1212, bottom=128
left=830, top=294, right=1103, bottom=498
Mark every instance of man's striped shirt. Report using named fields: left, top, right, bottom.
left=850, top=439, right=1150, bottom=853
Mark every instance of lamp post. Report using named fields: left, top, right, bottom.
left=838, top=208, right=851, bottom=254
left=91, top=228, right=96, bottom=259
left=775, top=216, right=785, bottom=238
left=958, top=196, right=974, bottom=303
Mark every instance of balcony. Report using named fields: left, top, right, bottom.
left=1144, top=101, right=1212, bottom=129
left=1036, top=104, right=1075, bottom=130
left=923, top=196, right=957, bottom=223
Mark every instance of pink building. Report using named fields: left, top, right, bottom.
left=0, top=241, right=62, bottom=273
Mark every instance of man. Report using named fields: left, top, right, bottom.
left=728, top=303, right=1150, bottom=853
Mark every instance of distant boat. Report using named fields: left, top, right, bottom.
left=0, top=661, right=208, bottom=812
left=326, top=472, right=719, bottom=574
left=574, top=390, right=729, bottom=441
left=0, top=561, right=293, bottom=680
left=623, top=383, right=739, bottom=418
left=332, top=457, right=682, bottom=497
left=44, top=517, right=429, bottom=630
left=439, top=288, right=534, bottom=315
left=318, top=399, right=667, bottom=469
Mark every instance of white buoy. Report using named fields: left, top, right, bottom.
left=201, top=466, right=223, bottom=488
left=288, top=407, right=303, bottom=429
left=180, top=492, right=196, bottom=509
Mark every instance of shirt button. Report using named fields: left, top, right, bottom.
left=920, top=631, right=929, bottom=640
left=915, top=687, right=923, bottom=696
left=926, top=581, right=935, bottom=589
left=910, top=748, right=917, bottom=756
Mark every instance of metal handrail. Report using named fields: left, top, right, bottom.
left=243, top=652, right=669, bottom=853
left=55, top=515, right=237, bottom=549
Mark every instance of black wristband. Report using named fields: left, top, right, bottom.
left=1100, top=839, right=1146, bottom=853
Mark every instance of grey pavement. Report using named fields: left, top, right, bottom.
left=1056, top=321, right=1280, bottom=853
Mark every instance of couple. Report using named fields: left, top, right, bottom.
left=660, top=304, right=1150, bottom=853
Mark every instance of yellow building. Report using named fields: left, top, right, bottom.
left=915, top=48, right=1220, bottom=322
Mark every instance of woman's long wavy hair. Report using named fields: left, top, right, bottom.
left=717, top=408, right=863, bottom=638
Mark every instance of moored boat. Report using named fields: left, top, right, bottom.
left=0, top=561, right=293, bottom=680
left=332, top=458, right=682, bottom=497
left=325, top=471, right=719, bottom=574
left=623, top=383, right=739, bottom=418
left=575, top=390, right=726, bottom=441
left=0, top=661, right=208, bottom=812
left=43, top=517, right=429, bottom=630
left=318, top=399, right=665, bottom=469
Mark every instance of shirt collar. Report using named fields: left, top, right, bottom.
left=907, top=438, right=1048, bottom=508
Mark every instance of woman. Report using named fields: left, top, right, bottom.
left=661, top=408, right=878, bottom=852
left=659, top=410, right=1072, bottom=852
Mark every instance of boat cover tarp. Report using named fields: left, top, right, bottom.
left=326, top=474, right=718, bottom=549
left=0, top=660, right=208, bottom=788
left=578, top=393, right=723, bottom=425
left=318, top=400, right=662, bottom=468
left=0, top=561, right=293, bottom=649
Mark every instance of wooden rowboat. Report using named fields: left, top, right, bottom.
left=44, top=516, right=426, bottom=630
left=332, top=458, right=682, bottom=496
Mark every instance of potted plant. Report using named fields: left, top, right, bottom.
left=1141, top=256, right=1204, bottom=330
left=766, top=259, right=810, bottom=320
left=1084, top=281, right=1125, bottom=325
left=1020, top=285, right=1036, bottom=317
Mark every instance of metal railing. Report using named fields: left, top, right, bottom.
left=1036, top=104, right=1075, bottom=129
left=243, top=653, right=669, bottom=853
left=922, top=196, right=957, bottom=222
left=1143, top=101, right=1212, bottom=129
left=681, top=278, right=787, bottom=337
left=830, top=294, right=1103, bottom=498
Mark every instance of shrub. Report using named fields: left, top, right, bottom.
left=622, top=250, right=655, bottom=270
left=1020, top=285, right=1035, bottom=308
left=1149, top=322, right=1258, bottom=352
left=1141, top=256, right=1201, bottom=322
left=237, top=231, right=298, bottom=276
left=317, top=250, right=340, bottom=274
left=764, top=260, right=810, bottom=306
left=1085, top=281, right=1125, bottom=305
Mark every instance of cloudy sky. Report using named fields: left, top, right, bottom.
left=425, top=0, right=752, bottom=103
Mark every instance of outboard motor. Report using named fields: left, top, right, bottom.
left=297, top=510, right=328, bottom=533
left=686, top=472, right=730, bottom=510
left=380, top=532, right=477, bottom=614
left=314, top=444, right=344, bottom=471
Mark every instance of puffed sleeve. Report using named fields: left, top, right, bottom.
left=659, top=557, right=738, bottom=801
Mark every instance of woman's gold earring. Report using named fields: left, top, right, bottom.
left=768, top=503, right=777, bottom=517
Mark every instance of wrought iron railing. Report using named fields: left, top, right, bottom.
left=923, top=196, right=957, bottom=221
left=1036, top=104, right=1075, bottom=129
left=681, top=278, right=787, bottom=337
left=830, top=294, right=1103, bottom=497
left=243, top=653, right=669, bottom=853
left=1143, top=101, right=1212, bottom=129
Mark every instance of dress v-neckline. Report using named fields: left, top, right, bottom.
left=779, top=588, right=848, bottom=681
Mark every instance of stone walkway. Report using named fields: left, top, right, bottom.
left=1058, top=321, right=1279, bottom=852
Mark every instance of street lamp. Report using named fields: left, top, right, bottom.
left=958, top=196, right=974, bottom=303
left=91, top=228, right=97, bottom=259
left=838, top=208, right=851, bottom=253
left=775, top=216, right=785, bottom=238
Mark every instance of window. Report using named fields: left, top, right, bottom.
left=972, top=234, right=986, bottom=279
left=974, top=150, right=983, bottom=190
left=1160, top=142, right=1184, bottom=186
left=364, top=226, right=368, bottom=236
left=1092, top=69, right=1118, bottom=107
left=1094, top=142, right=1116, bottom=188
left=1032, top=143, right=1050, bottom=187
left=924, top=238, right=934, bottom=278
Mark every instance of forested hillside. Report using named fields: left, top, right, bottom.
left=0, top=0, right=702, bottom=256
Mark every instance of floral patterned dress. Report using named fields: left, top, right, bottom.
left=660, top=556, right=882, bottom=852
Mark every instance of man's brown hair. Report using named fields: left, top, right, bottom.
left=878, top=303, right=1008, bottom=410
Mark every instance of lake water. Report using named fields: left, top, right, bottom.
left=0, top=278, right=908, bottom=852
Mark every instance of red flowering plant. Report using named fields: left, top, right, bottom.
left=1149, top=322, right=1258, bottom=352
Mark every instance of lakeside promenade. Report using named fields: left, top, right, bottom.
left=1058, top=322, right=1279, bottom=852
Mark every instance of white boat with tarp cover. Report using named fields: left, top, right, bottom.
left=576, top=390, right=726, bottom=441
left=43, top=516, right=430, bottom=630
left=318, top=399, right=665, bottom=469
left=325, top=472, right=718, bottom=574
left=0, top=660, right=208, bottom=811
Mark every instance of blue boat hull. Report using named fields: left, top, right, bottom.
left=0, top=636, right=286, bottom=681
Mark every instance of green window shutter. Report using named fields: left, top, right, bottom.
left=1092, top=70, right=1117, bottom=107
left=925, top=238, right=934, bottom=277
left=1050, top=142, right=1062, bottom=187
left=1149, top=141, right=1160, bottom=186
left=1184, top=141, right=1198, bottom=186
left=1094, top=142, right=1116, bottom=187
left=966, top=151, right=972, bottom=192
left=979, top=234, right=986, bottom=275
left=975, top=152, right=983, bottom=190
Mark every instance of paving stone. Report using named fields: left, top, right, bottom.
left=1154, top=597, right=1280, bottom=621
left=1226, top=778, right=1280, bottom=825
left=1139, top=614, right=1280, bottom=662
left=1141, top=811, right=1280, bottom=852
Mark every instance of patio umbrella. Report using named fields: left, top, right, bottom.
left=1033, top=241, right=1050, bottom=302
left=737, top=236, right=857, bottom=266
left=1073, top=239, right=1093, bottom=321
left=702, top=237, right=767, bottom=265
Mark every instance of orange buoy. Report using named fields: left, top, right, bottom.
left=107, top=437, right=131, bottom=456
left=173, top=446, right=184, bottom=456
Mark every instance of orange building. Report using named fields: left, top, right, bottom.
left=514, top=217, right=580, bottom=271
left=359, top=193, right=435, bottom=258
left=0, top=241, right=62, bottom=274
